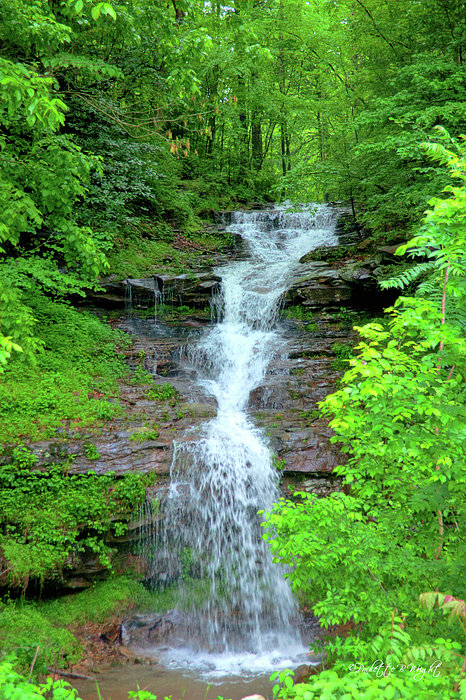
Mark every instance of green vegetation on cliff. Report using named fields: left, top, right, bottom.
left=0, top=577, right=148, bottom=671
left=1, top=1, right=466, bottom=697
left=0, top=294, right=130, bottom=444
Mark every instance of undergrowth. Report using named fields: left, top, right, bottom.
left=0, top=293, right=131, bottom=444
left=0, top=577, right=156, bottom=675
left=108, top=227, right=232, bottom=280
left=0, top=576, right=210, bottom=679
left=330, top=341, right=354, bottom=370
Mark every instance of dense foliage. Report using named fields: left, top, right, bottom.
left=0, top=294, right=131, bottom=443
left=0, top=448, right=152, bottom=584
left=2, top=0, right=466, bottom=365
left=0, top=292, right=154, bottom=597
left=0, top=577, right=151, bottom=671
left=263, top=136, right=466, bottom=698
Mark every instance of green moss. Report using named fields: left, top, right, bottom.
left=129, top=426, right=160, bottom=442
left=330, top=341, right=354, bottom=370
left=0, top=577, right=158, bottom=674
left=0, top=603, right=82, bottom=671
left=0, top=294, right=131, bottom=444
left=43, top=576, right=153, bottom=627
left=107, top=227, right=232, bottom=280
left=0, top=575, right=212, bottom=683
left=145, top=383, right=178, bottom=401
left=301, top=243, right=359, bottom=262
left=281, top=305, right=316, bottom=322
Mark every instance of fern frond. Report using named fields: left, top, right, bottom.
left=415, top=276, right=440, bottom=298
left=414, top=283, right=466, bottom=328
left=380, top=262, right=434, bottom=290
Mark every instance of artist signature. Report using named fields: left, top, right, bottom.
left=348, top=660, right=442, bottom=681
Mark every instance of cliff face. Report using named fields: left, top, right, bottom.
left=1, top=212, right=398, bottom=592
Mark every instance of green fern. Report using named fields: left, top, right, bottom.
left=380, top=261, right=434, bottom=290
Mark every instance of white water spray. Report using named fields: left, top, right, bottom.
left=152, top=204, right=339, bottom=673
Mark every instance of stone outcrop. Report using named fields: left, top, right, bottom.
left=286, top=263, right=353, bottom=308
left=121, top=610, right=191, bottom=649
left=248, top=310, right=357, bottom=497
left=83, top=271, right=222, bottom=310
left=286, top=255, right=398, bottom=311
left=4, top=211, right=402, bottom=591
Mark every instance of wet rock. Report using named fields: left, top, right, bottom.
left=60, top=551, right=112, bottom=589
left=253, top=409, right=345, bottom=476
left=339, top=264, right=374, bottom=286
left=283, top=435, right=346, bottom=474
left=293, top=661, right=325, bottom=680
left=15, top=435, right=173, bottom=476
left=85, top=271, right=224, bottom=311
left=247, top=313, right=359, bottom=482
left=100, top=622, right=120, bottom=644
left=299, top=249, right=331, bottom=263
left=377, top=243, right=405, bottom=259
left=119, top=645, right=137, bottom=659
left=285, top=263, right=353, bottom=308
left=155, top=272, right=221, bottom=308
left=293, top=664, right=312, bottom=684
left=249, top=381, right=291, bottom=411
left=357, top=237, right=372, bottom=250
left=281, top=474, right=344, bottom=498
left=334, top=211, right=362, bottom=245
left=121, top=610, right=190, bottom=648
left=285, top=281, right=353, bottom=308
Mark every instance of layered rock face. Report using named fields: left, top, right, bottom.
left=2, top=208, right=399, bottom=590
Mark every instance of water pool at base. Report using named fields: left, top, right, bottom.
left=74, top=665, right=274, bottom=700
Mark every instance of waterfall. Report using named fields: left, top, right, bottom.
left=151, top=204, right=339, bottom=673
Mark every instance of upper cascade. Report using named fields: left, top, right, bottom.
left=229, top=203, right=339, bottom=234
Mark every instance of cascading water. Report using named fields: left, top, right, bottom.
left=150, top=204, right=339, bottom=674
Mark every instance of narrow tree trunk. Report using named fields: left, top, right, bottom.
left=171, top=0, right=184, bottom=21
left=251, top=113, right=263, bottom=170
left=281, top=122, right=287, bottom=176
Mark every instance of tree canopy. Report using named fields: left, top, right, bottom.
left=2, top=0, right=466, bottom=368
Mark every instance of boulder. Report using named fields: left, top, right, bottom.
left=121, top=610, right=190, bottom=648
left=155, top=272, right=221, bottom=308
left=377, top=243, right=405, bottom=259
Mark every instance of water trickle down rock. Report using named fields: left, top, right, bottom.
left=142, top=204, right=341, bottom=668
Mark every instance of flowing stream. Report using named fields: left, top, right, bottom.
left=144, top=204, right=339, bottom=676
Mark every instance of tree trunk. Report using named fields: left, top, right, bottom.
left=251, top=112, right=263, bottom=170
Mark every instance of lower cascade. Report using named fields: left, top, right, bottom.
left=144, top=204, right=339, bottom=673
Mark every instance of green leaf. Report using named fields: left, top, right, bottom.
left=101, top=3, right=117, bottom=20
